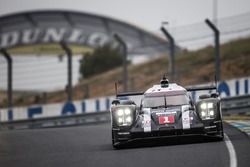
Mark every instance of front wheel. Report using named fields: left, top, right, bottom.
left=218, top=122, right=224, bottom=140
left=112, top=130, right=121, bottom=149
left=215, top=122, right=224, bottom=141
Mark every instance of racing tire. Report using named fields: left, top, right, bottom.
left=215, top=122, right=224, bottom=141
left=218, top=122, right=224, bottom=140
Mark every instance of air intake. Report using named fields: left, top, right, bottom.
left=160, top=76, right=169, bottom=88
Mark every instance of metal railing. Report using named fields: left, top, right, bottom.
left=0, top=111, right=110, bottom=130
left=221, top=94, right=250, bottom=116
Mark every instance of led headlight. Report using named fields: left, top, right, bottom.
left=124, top=108, right=131, bottom=115
left=117, top=109, right=124, bottom=116
left=125, top=116, right=132, bottom=123
left=198, top=102, right=216, bottom=120
left=208, top=103, right=213, bottom=109
left=115, top=107, right=134, bottom=126
left=118, top=117, right=123, bottom=123
left=201, top=103, right=207, bottom=110
left=209, top=110, right=214, bottom=116
left=201, top=111, right=206, bottom=117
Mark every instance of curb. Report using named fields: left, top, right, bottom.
left=225, top=120, right=250, bottom=137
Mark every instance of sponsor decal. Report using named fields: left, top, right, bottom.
left=143, top=108, right=151, bottom=132
left=159, top=116, right=175, bottom=124
left=0, top=28, right=112, bottom=49
left=156, top=111, right=177, bottom=115
left=181, top=105, right=191, bottom=129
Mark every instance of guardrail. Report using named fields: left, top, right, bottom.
left=0, top=111, right=110, bottom=130
left=0, top=95, right=249, bottom=130
left=221, top=94, right=250, bottom=116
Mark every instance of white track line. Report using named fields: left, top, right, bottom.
left=224, top=133, right=237, bottom=167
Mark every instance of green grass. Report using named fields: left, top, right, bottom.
left=1, top=37, right=250, bottom=107
left=224, top=115, right=250, bottom=120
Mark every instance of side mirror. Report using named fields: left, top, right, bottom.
left=189, top=106, right=195, bottom=110
left=211, top=93, right=219, bottom=98
left=111, top=99, right=120, bottom=105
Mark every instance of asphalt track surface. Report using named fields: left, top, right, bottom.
left=0, top=123, right=250, bottom=167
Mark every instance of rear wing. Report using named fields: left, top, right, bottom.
left=116, top=86, right=217, bottom=97
left=185, top=85, right=217, bottom=92
left=116, top=91, right=144, bottom=98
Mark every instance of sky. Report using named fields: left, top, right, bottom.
left=0, top=0, right=250, bottom=31
left=0, top=0, right=250, bottom=92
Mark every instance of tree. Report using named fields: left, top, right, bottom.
left=79, top=44, right=123, bottom=78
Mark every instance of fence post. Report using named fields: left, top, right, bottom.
left=114, top=34, right=128, bottom=92
left=160, top=27, right=175, bottom=81
left=0, top=49, right=13, bottom=120
left=60, top=42, right=73, bottom=102
left=205, top=19, right=221, bottom=81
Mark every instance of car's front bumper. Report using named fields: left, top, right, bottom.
left=113, top=120, right=223, bottom=143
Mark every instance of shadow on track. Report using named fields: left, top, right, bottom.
left=113, top=136, right=223, bottom=150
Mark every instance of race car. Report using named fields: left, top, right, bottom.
left=110, top=77, right=224, bottom=148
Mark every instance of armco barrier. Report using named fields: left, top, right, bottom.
left=0, top=111, right=110, bottom=130
left=221, top=94, right=250, bottom=116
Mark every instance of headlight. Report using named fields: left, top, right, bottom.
left=209, top=110, right=214, bottom=116
left=198, top=102, right=216, bottom=120
left=124, top=108, right=131, bottom=115
left=114, top=107, right=134, bottom=126
left=117, top=109, right=124, bottom=116
left=208, top=103, right=213, bottom=108
left=201, top=103, right=207, bottom=110
left=118, top=117, right=123, bottom=123
left=125, top=116, right=132, bottom=123
left=201, top=111, right=206, bottom=117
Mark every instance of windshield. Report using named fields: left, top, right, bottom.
left=142, top=94, right=189, bottom=108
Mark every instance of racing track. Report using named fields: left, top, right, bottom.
left=0, top=123, right=249, bottom=167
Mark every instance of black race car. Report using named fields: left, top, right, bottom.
left=110, top=77, right=224, bottom=148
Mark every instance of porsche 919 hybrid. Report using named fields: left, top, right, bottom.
left=110, top=77, right=224, bottom=148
